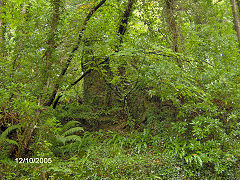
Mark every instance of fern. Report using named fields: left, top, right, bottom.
left=62, top=127, right=84, bottom=137
left=54, top=121, right=84, bottom=146
left=62, top=121, right=81, bottom=132
left=56, top=134, right=66, bottom=144
left=4, top=139, right=19, bottom=146
left=64, top=135, right=82, bottom=143
left=0, top=125, right=20, bottom=146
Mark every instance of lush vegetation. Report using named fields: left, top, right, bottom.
left=0, top=0, right=240, bottom=179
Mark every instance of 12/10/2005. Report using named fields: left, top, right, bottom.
left=15, top=158, right=52, bottom=163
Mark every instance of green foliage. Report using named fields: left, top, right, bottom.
left=129, top=1, right=240, bottom=177
left=0, top=125, right=20, bottom=146
left=55, top=103, right=100, bottom=128
left=1, top=129, right=239, bottom=179
left=51, top=120, right=84, bottom=157
left=61, top=120, right=82, bottom=133
left=0, top=125, right=21, bottom=159
left=1, top=0, right=240, bottom=179
left=102, top=129, right=152, bottom=154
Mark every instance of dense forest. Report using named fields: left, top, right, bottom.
left=0, top=0, right=240, bottom=179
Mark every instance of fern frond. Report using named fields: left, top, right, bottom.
left=4, top=139, right=19, bottom=146
left=0, top=125, right=21, bottom=140
left=0, top=125, right=20, bottom=146
left=62, top=127, right=84, bottom=137
left=55, top=134, right=66, bottom=144
left=62, top=121, right=80, bottom=132
left=64, top=135, right=82, bottom=143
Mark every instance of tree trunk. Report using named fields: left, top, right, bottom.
left=42, top=0, right=62, bottom=92
left=165, top=0, right=179, bottom=53
left=230, top=0, right=240, bottom=48
left=82, top=49, right=106, bottom=105
left=0, top=1, right=3, bottom=43
left=0, top=0, right=6, bottom=57
left=165, top=0, right=181, bottom=66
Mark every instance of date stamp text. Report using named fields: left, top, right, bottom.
left=15, top=158, right=52, bottom=164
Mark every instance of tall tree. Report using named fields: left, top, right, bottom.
left=0, top=0, right=5, bottom=57
left=165, top=0, right=179, bottom=53
left=42, top=0, right=62, bottom=92
left=230, top=0, right=240, bottom=47
left=0, top=1, right=3, bottom=43
left=164, top=0, right=182, bottom=66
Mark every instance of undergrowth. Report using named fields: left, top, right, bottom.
left=1, top=129, right=239, bottom=179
